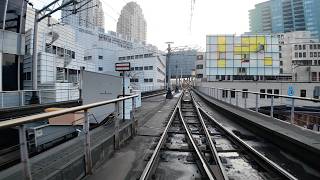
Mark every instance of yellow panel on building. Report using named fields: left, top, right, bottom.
left=218, top=36, right=226, bottom=44
left=217, top=60, right=226, bottom=67
left=257, top=36, right=266, bottom=45
left=264, top=57, right=272, bottom=66
left=249, top=37, right=257, bottom=44
left=241, top=37, right=250, bottom=45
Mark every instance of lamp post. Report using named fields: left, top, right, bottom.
left=165, top=42, right=173, bottom=99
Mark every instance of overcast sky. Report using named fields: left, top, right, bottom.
left=35, top=0, right=267, bottom=50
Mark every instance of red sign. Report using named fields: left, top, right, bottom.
left=115, top=62, right=131, bottom=71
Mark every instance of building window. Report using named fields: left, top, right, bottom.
left=314, top=52, right=318, bottom=57
left=300, top=90, right=307, bottom=97
left=310, top=52, right=313, bottom=57
left=310, top=45, right=313, bottom=49
left=23, top=72, right=32, bottom=81
left=279, top=46, right=282, bottom=51
left=299, top=45, right=302, bottom=50
left=144, top=78, right=153, bottom=82
left=267, top=89, right=272, bottom=98
left=130, top=78, right=139, bottom=82
left=260, top=89, right=266, bottom=98
left=303, top=45, right=306, bottom=50
left=242, top=89, right=248, bottom=99
left=219, top=52, right=226, bottom=59
left=295, top=52, right=298, bottom=58
left=98, top=56, right=103, bottom=60
left=279, top=53, right=282, bottom=58
left=98, top=67, right=103, bottom=71
left=274, top=89, right=279, bottom=98
left=299, top=53, right=302, bottom=58
left=294, top=45, right=298, bottom=50
left=196, top=64, right=204, bottom=69
left=312, top=72, right=317, bottom=81
left=280, top=68, right=283, bottom=74
left=196, top=74, right=203, bottom=78
left=303, top=52, right=306, bottom=58
left=314, top=44, right=317, bottom=49
left=72, top=51, right=75, bottom=59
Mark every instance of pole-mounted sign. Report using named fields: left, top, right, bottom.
left=115, top=62, right=131, bottom=121
left=115, top=62, right=131, bottom=71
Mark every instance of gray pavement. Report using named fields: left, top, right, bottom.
left=84, top=94, right=180, bottom=180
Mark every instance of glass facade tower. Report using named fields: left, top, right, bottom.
left=249, top=0, right=320, bottom=39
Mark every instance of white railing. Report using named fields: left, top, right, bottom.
left=195, top=86, right=320, bottom=132
left=0, top=88, right=80, bottom=109
left=0, top=94, right=138, bottom=179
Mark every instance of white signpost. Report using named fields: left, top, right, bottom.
left=115, top=62, right=131, bottom=120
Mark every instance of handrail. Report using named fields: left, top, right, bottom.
left=0, top=94, right=139, bottom=129
left=201, top=87, right=320, bottom=102
left=0, top=88, right=79, bottom=93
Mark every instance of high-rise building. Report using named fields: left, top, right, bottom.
left=249, top=0, right=320, bottom=39
left=117, top=2, right=147, bottom=43
left=61, top=0, right=105, bottom=31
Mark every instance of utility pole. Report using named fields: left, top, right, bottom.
left=166, top=42, right=173, bottom=99
left=30, top=0, right=77, bottom=103
left=175, top=64, right=179, bottom=92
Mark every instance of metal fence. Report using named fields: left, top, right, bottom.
left=195, top=86, right=320, bottom=132
left=0, top=94, right=138, bottom=180
left=0, top=88, right=80, bottom=109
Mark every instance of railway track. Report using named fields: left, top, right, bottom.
left=140, top=90, right=297, bottom=180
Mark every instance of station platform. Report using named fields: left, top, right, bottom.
left=84, top=93, right=181, bottom=180
left=193, top=89, right=320, bottom=171
left=0, top=93, right=180, bottom=180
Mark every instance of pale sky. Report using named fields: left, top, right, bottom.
left=34, top=0, right=268, bottom=50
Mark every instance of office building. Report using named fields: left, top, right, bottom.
left=21, top=5, right=164, bottom=103
left=277, top=31, right=320, bottom=81
left=168, top=50, right=197, bottom=79
left=195, top=52, right=206, bottom=81
left=117, top=2, right=147, bottom=43
left=62, top=0, right=105, bottom=31
left=249, top=0, right=320, bottom=39
left=206, top=34, right=280, bottom=81
left=0, top=0, right=26, bottom=91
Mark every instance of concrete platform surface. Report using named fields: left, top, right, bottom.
left=84, top=94, right=181, bottom=180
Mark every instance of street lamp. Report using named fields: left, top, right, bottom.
left=165, top=42, right=174, bottom=99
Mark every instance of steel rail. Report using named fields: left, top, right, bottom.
left=198, top=106, right=298, bottom=180
left=178, top=97, right=216, bottom=180
left=139, top=93, right=183, bottom=180
left=0, top=94, right=139, bottom=129
left=190, top=93, right=229, bottom=180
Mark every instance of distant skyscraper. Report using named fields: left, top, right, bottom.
left=249, top=0, right=320, bottom=39
left=61, top=0, right=105, bottom=30
left=117, top=2, right=147, bottom=43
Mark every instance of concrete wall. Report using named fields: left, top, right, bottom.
left=0, top=122, right=134, bottom=180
